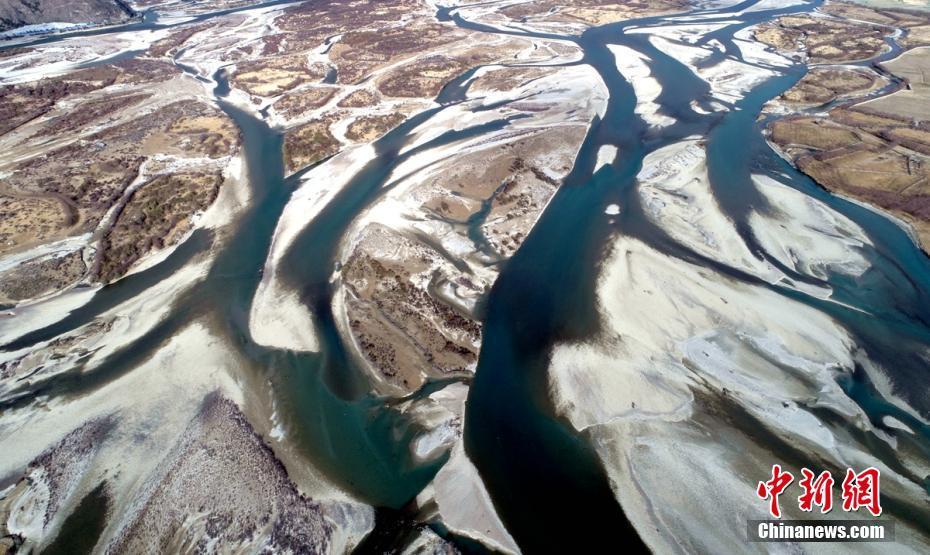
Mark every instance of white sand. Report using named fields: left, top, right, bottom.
left=250, top=271, right=320, bottom=352
left=548, top=232, right=930, bottom=551
left=637, top=139, right=872, bottom=304
left=0, top=286, right=98, bottom=346
left=750, top=174, right=873, bottom=280
left=609, top=45, right=675, bottom=128
left=0, top=28, right=170, bottom=84
left=411, top=381, right=519, bottom=554
left=636, top=139, right=784, bottom=282
left=625, top=21, right=791, bottom=108
left=248, top=144, right=376, bottom=353
left=422, top=442, right=520, bottom=554
left=596, top=145, right=619, bottom=171
left=544, top=130, right=930, bottom=550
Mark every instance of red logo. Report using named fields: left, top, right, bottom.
left=798, top=468, right=834, bottom=514
left=756, top=464, right=794, bottom=518
left=842, top=467, right=882, bottom=517
left=757, top=465, right=882, bottom=518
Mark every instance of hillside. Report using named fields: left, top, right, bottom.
left=0, top=0, right=133, bottom=32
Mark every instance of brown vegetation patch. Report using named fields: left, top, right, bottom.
left=157, top=113, right=239, bottom=158
left=337, top=88, right=379, bottom=108
left=821, top=2, right=930, bottom=45
left=754, top=15, right=889, bottom=63
left=10, top=100, right=228, bottom=239
left=275, top=0, right=423, bottom=48
left=0, top=46, right=31, bottom=59
left=2, top=77, right=235, bottom=280
left=344, top=112, right=405, bottom=142
left=332, top=22, right=461, bottom=85
left=39, top=92, right=151, bottom=137
left=271, top=86, right=337, bottom=119
left=798, top=144, right=930, bottom=245
left=339, top=22, right=453, bottom=58
left=0, top=59, right=177, bottom=138
left=283, top=119, right=339, bottom=174
left=779, top=67, right=879, bottom=105
left=98, top=172, right=222, bottom=282
left=258, top=0, right=452, bottom=89
left=770, top=118, right=878, bottom=151
left=829, top=107, right=905, bottom=128
left=0, top=194, right=69, bottom=255
left=883, top=127, right=930, bottom=155
left=499, top=0, right=686, bottom=25
left=81, top=58, right=180, bottom=86
left=421, top=194, right=482, bottom=222
left=0, top=78, right=104, bottom=137
left=770, top=106, right=930, bottom=251
left=343, top=225, right=481, bottom=390
left=0, top=251, right=85, bottom=303
left=276, top=0, right=420, bottom=32
left=148, top=23, right=210, bottom=58
left=378, top=54, right=478, bottom=98
left=14, top=142, right=140, bottom=228
left=261, top=33, right=288, bottom=56
left=232, top=55, right=327, bottom=98
left=470, top=66, right=554, bottom=94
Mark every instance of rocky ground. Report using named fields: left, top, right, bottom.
left=0, top=0, right=133, bottom=33
left=108, top=393, right=370, bottom=554
left=0, top=319, right=375, bottom=554
left=0, top=417, right=114, bottom=553
left=0, top=391, right=372, bottom=553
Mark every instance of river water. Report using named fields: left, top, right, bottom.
left=2, top=0, right=930, bottom=552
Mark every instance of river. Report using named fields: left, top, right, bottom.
left=2, top=0, right=929, bottom=552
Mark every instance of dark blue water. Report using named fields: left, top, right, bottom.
left=455, top=0, right=930, bottom=550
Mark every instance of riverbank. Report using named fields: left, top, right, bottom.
left=765, top=39, right=930, bottom=254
